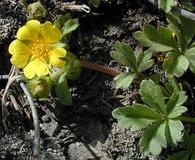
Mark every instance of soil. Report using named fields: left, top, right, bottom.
left=0, top=0, right=184, bottom=160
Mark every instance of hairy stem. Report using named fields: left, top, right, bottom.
left=79, top=59, right=121, bottom=77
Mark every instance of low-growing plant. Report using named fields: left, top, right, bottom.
left=8, top=13, right=119, bottom=105
left=8, top=15, right=80, bottom=105
left=134, top=13, right=195, bottom=77
left=111, top=41, right=154, bottom=89
left=112, top=11, right=195, bottom=159
left=4, top=2, right=195, bottom=159
left=112, top=79, right=195, bottom=155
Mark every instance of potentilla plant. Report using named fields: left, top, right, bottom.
left=134, top=12, right=195, bottom=78
left=8, top=14, right=119, bottom=105
left=111, top=12, right=195, bottom=159
left=8, top=15, right=80, bottom=105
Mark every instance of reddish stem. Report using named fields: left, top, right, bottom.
left=79, top=59, right=121, bottom=77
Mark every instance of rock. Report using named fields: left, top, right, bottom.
left=68, top=142, right=95, bottom=160
left=40, top=119, right=58, bottom=137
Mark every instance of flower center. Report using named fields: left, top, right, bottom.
left=31, top=40, right=50, bottom=61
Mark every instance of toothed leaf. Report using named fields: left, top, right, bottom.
left=114, top=73, right=135, bottom=89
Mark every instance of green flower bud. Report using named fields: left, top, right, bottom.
left=28, top=1, right=47, bottom=19
left=28, top=76, right=52, bottom=99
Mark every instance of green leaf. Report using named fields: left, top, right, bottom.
left=144, top=24, right=159, bottom=42
left=158, top=0, right=175, bottom=12
left=167, top=13, right=195, bottom=50
left=179, top=15, right=195, bottom=44
left=140, top=119, right=183, bottom=156
left=136, top=48, right=153, bottom=68
left=165, top=120, right=184, bottom=146
left=140, top=80, right=166, bottom=113
left=54, top=14, right=72, bottom=30
left=62, top=19, right=79, bottom=37
left=138, top=59, right=154, bottom=72
left=166, top=91, right=188, bottom=118
left=157, top=26, right=177, bottom=48
left=56, top=73, right=72, bottom=105
left=136, top=48, right=154, bottom=72
left=114, top=73, right=136, bottom=89
left=111, top=41, right=137, bottom=71
left=163, top=52, right=189, bottom=77
left=113, top=79, right=187, bottom=156
left=139, top=120, right=167, bottom=156
left=185, top=47, right=195, bottom=73
left=112, top=104, right=162, bottom=131
left=134, top=24, right=177, bottom=52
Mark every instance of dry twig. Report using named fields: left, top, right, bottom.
left=1, top=65, right=40, bottom=160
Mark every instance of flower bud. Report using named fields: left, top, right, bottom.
left=28, top=76, right=52, bottom=99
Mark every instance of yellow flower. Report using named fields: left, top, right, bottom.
left=9, top=20, right=66, bottom=79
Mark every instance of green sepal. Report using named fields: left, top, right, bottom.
left=27, top=1, right=47, bottom=20
left=27, top=76, right=52, bottom=99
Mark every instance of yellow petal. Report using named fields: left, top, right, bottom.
left=16, top=20, right=41, bottom=41
left=50, top=48, right=66, bottom=67
left=10, top=54, right=30, bottom=68
left=24, top=59, right=49, bottom=79
left=9, top=40, right=31, bottom=67
left=40, top=21, right=62, bottom=43
left=9, top=40, right=30, bottom=55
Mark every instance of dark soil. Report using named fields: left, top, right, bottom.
left=0, top=0, right=176, bottom=160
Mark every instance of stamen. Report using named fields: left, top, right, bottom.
left=31, top=40, right=50, bottom=59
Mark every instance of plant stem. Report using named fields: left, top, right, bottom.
left=0, top=74, right=9, bottom=80
left=177, top=116, right=195, bottom=123
left=18, top=80, right=40, bottom=160
left=79, top=59, right=121, bottom=77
